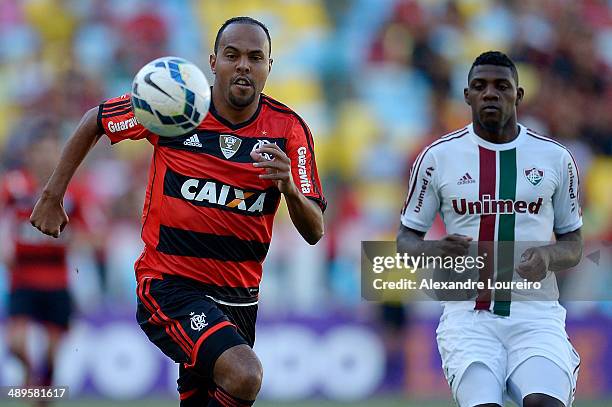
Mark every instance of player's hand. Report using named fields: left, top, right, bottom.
left=436, top=234, right=473, bottom=257
left=516, top=247, right=550, bottom=282
left=251, top=144, right=298, bottom=196
left=29, top=195, right=69, bottom=238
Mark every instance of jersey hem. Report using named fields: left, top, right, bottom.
left=400, top=218, right=430, bottom=233
left=553, top=221, right=582, bottom=235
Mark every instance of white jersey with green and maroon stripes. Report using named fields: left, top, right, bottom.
left=400, top=123, right=582, bottom=316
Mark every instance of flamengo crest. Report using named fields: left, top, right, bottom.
left=524, top=167, right=544, bottom=186
left=219, top=135, right=242, bottom=159
left=190, top=312, right=208, bottom=331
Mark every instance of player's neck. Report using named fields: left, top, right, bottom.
left=473, top=118, right=519, bottom=144
left=211, top=86, right=260, bottom=125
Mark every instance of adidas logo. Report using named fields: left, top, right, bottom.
left=457, top=172, right=476, bottom=185
left=184, top=135, right=202, bottom=148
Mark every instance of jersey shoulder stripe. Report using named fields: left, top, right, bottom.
left=97, top=96, right=133, bottom=132
left=408, top=127, right=469, bottom=185
left=102, top=99, right=131, bottom=109
left=404, top=129, right=468, bottom=211
left=100, top=108, right=132, bottom=119
left=261, top=94, right=291, bottom=111
left=102, top=99, right=131, bottom=110
left=102, top=103, right=132, bottom=115
left=526, top=129, right=578, bottom=161
left=526, top=130, right=581, bottom=200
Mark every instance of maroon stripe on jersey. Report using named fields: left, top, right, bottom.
left=161, top=196, right=275, bottom=243
left=157, top=225, right=270, bottom=263
left=403, top=131, right=468, bottom=213
left=475, top=146, right=496, bottom=310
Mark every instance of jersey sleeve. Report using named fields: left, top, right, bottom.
left=552, top=149, right=582, bottom=234
left=285, top=117, right=326, bottom=212
left=98, top=94, right=158, bottom=145
left=400, top=148, right=439, bottom=232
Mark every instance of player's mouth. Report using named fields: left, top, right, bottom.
left=232, top=77, right=253, bottom=91
left=482, top=105, right=501, bottom=113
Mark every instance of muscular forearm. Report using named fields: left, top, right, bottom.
left=541, top=229, right=583, bottom=271
left=284, top=188, right=324, bottom=245
left=397, top=227, right=427, bottom=255
left=42, top=107, right=102, bottom=199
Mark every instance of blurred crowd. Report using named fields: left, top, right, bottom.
left=0, top=0, right=611, bottom=315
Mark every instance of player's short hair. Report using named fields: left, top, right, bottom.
left=468, top=51, right=519, bottom=85
left=214, top=16, right=271, bottom=56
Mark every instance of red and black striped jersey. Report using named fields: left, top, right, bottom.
left=0, top=170, right=89, bottom=291
left=98, top=93, right=326, bottom=303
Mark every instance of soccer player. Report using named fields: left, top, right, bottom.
left=30, top=16, right=325, bottom=406
left=1, top=129, right=90, bottom=401
left=398, top=51, right=582, bottom=407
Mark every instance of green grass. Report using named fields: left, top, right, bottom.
left=3, top=398, right=612, bottom=407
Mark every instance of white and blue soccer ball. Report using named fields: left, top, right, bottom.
left=131, top=56, right=211, bottom=137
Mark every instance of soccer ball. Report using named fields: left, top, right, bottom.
left=131, top=56, right=211, bottom=137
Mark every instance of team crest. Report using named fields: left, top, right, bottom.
left=219, top=135, right=242, bottom=159
left=524, top=167, right=544, bottom=186
left=190, top=312, right=208, bottom=331
left=251, top=139, right=277, bottom=160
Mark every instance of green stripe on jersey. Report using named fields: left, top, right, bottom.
left=494, top=148, right=516, bottom=316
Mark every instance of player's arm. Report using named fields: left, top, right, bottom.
left=30, top=107, right=102, bottom=238
left=397, top=225, right=472, bottom=257
left=397, top=148, right=472, bottom=257
left=31, top=94, right=155, bottom=238
left=251, top=144, right=324, bottom=245
left=549, top=228, right=583, bottom=270
left=516, top=228, right=583, bottom=281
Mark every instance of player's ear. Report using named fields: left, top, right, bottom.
left=268, top=58, right=273, bottom=73
left=516, top=87, right=524, bottom=106
left=210, top=54, right=216, bottom=74
left=463, top=88, right=471, bottom=105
